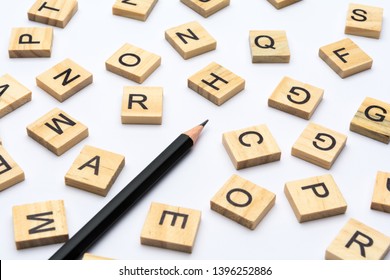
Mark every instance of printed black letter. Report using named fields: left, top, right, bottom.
left=239, top=131, right=263, bottom=147
left=121, top=0, right=137, bottom=5
left=119, top=53, right=141, bottom=67
left=27, top=211, right=55, bottom=234
left=201, top=73, right=228, bottom=91
left=44, top=113, right=76, bottom=135
left=176, top=29, right=199, bottom=44
left=345, top=230, right=374, bottom=258
left=313, top=133, right=336, bottom=151
left=0, top=84, right=10, bottom=97
left=159, top=211, right=189, bottom=229
left=226, top=188, right=253, bottom=207
left=301, top=182, right=329, bottom=198
left=254, top=35, right=276, bottom=49
left=18, top=34, right=40, bottom=45
left=38, top=2, right=60, bottom=12
left=364, top=105, right=387, bottom=122
left=53, top=68, right=81, bottom=86
left=78, top=156, right=101, bottom=176
left=333, top=48, right=350, bottom=63
left=0, top=155, right=12, bottom=175
left=287, top=86, right=311, bottom=105
left=351, top=9, right=368, bottom=22
left=128, top=94, right=148, bottom=110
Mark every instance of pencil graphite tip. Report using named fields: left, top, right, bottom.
left=200, top=120, right=209, bottom=127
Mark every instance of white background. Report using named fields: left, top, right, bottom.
left=0, top=0, right=389, bottom=260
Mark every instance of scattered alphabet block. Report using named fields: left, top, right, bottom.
left=371, top=171, right=390, bottom=213
left=26, top=108, right=88, bottom=156
left=180, top=0, right=230, bottom=18
left=36, top=58, right=93, bottom=102
left=0, top=145, right=25, bottom=192
left=268, top=76, right=323, bottom=119
left=188, top=62, right=245, bottom=105
left=121, top=86, right=163, bottom=124
left=8, top=27, right=53, bottom=58
left=13, top=200, right=68, bottom=250
left=140, top=202, right=201, bottom=253
left=82, top=253, right=113, bottom=260
left=165, top=21, right=217, bottom=60
left=350, top=97, right=390, bottom=144
left=0, top=74, right=32, bottom=118
left=211, top=174, right=275, bottom=229
left=249, top=30, right=290, bottom=63
left=326, top=218, right=390, bottom=260
left=319, top=38, right=373, bottom=78
left=28, top=0, right=78, bottom=28
left=112, top=0, right=158, bottom=21
left=292, top=122, right=347, bottom=169
left=345, top=3, right=384, bottom=39
left=284, top=174, right=347, bottom=223
left=222, top=124, right=281, bottom=170
left=106, top=43, right=161, bottom=83
left=267, top=0, right=301, bottom=9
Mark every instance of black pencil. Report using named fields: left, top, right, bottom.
left=49, top=120, right=208, bottom=260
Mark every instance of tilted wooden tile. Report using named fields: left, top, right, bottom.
left=345, top=3, right=384, bottom=39
left=267, top=0, right=301, bottom=9
left=165, top=21, right=216, bottom=60
left=268, top=76, right=324, bottom=119
left=350, top=97, right=390, bottom=144
left=0, top=74, right=32, bottom=118
left=222, top=124, right=281, bottom=170
left=292, top=122, right=347, bottom=169
left=326, top=218, right=390, bottom=260
left=250, top=30, right=290, bottom=63
left=180, top=0, right=230, bottom=18
left=13, top=200, right=68, bottom=250
left=106, top=43, right=161, bottom=84
left=28, top=0, right=78, bottom=28
left=112, top=0, right=158, bottom=21
left=140, top=202, right=201, bottom=253
left=121, top=86, right=163, bottom=124
left=211, top=174, right=275, bottom=230
left=26, top=108, right=88, bottom=156
left=8, top=27, right=53, bottom=58
left=0, top=145, right=25, bottom=192
left=188, top=62, right=245, bottom=106
left=65, top=145, right=125, bottom=196
left=82, top=253, right=113, bottom=260
left=36, top=58, right=93, bottom=102
left=319, top=38, right=373, bottom=78
left=371, top=171, right=390, bottom=213
left=284, top=174, right=347, bottom=223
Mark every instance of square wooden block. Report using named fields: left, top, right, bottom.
left=140, top=202, right=201, bottom=253
left=165, top=21, right=216, bottom=60
left=0, top=145, right=25, bottom=192
left=268, top=76, right=324, bottom=119
left=211, top=174, right=275, bottom=229
left=292, top=122, right=347, bottom=169
left=267, top=0, right=301, bottom=9
left=250, top=30, right=290, bottom=63
left=112, top=0, right=158, bottom=21
left=345, top=3, right=384, bottom=39
left=188, top=62, right=245, bottom=105
left=326, top=218, right=390, bottom=260
left=106, top=43, right=161, bottom=83
left=65, top=145, right=125, bottom=196
left=26, top=108, right=88, bottom=156
left=180, top=0, right=230, bottom=18
left=13, top=200, right=68, bottom=250
left=28, top=0, right=78, bottom=28
left=371, top=171, right=390, bottom=213
left=319, top=38, right=373, bottom=78
left=0, top=74, right=32, bottom=118
left=8, top=27, right=53, bottom=58
left=82, top=253, right=113, bottom=260
left=222, top=124, right=281, bottom=170
left=350, top=97, right=390, bottom=144
left=36, top=58, right=93, bottom=102
left=121, top=86, right=163, bottom=124
left=284, top=174, right=347, bottom=223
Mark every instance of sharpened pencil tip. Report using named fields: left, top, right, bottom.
left=200, top=120, right=209, bottom=127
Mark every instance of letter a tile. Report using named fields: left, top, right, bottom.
left=28, top=0, right=78, bottom=28
left=0, top=145, right=25, bottom=192
left=180, top=0, right=230, bottom=18
left=371, top=171, right=390, bottom=213
left=267, top=0, right=301, bottom=9
left=8, top=27, right=53, bottom=58
left=112, top=0, right=158, bottom=21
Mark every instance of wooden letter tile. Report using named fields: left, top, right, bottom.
left=292, top=122, right=347, bottom=169
left=188, top=62, right=245, bottom=106
left=319, top=38, right=373, bottom=78
left=13, top=200, right=68, bottom=250
left=0, top=145, right=25, bottom=192
left=284, top=174, right=347, bottom=223
left=82, top=253, right=113, bottom=260
left=106, top=43, right=161, bottom=83
left=121, top=86, right=163, bottom=124
left=165, top=21, right=216, bottom=60
left=0, top=74, right=32, bottom=118
left=267, top=0, right=301, bottom=9
left=250, top=30, right=290, bottom=63
left=8, top=27, right=53, bottom=58
left=28, top=0, right=78, bottom=28
left=140, top=202, right=201, bottom=253
left=210, top=174, right=275, bottom=229
left=350, top=97, right=390, bottom=144
left=222, top=124, right=281, bottom=170
left=371, top=171, right=390, bottom=213
left=268, top=76, right=324, bottom=119
left=36, top=58, right=93, bottom=102
left=326, top=218, right=390, bottom=260
left=65, top=145, right=125, bottom=196
left=26, top=108, right=88, bottom=156
left=181, top=0, right=230, bottom=18
left=345, top=4, right=384, bottom=39
left=112, top=0, right=158, bottom=21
